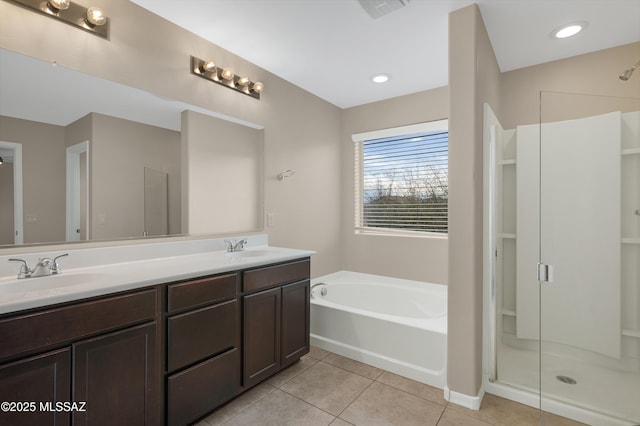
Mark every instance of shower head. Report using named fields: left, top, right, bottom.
left=619, top=60, right=640, bottom=81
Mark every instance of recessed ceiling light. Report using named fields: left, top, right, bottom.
left=370, top=73, right=390, bottom=84
left=552, top=22, right=587, bottom=39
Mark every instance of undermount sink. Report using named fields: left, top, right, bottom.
left=226, top=249, right=271, bottom=259
left=0, top=272, right=110, bottom=294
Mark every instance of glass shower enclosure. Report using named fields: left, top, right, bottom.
left=484, top=92, right=640, bottom=425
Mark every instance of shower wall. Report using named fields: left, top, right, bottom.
left=517, top=112, right=622, bottom=359
left=495, top=110, right=640, bottom=367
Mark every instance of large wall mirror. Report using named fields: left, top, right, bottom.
left=0, top=48, right=265, bottom=248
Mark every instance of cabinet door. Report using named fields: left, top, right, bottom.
left=73, top=323, right=157, bottom=426
left=243, top=287, right=281, bottom=387
left=281, top=280, right=310, bottom=368
left=0, top=348, right=70, bottom=426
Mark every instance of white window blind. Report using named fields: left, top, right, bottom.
left=354, top=124, right=448, bottom=235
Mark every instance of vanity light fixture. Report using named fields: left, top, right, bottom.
left=5, top=0, right=108, bottom=38
left=191, top=55, right=263, bottom=100
left=0, top=156, right=3, bottom=165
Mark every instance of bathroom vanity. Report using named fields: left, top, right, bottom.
left=0, top=237, right=312, bottom=426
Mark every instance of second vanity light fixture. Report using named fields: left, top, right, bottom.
left=191, top=56, right=264, bottom=100
left=6, top=0, right=108, bottom=37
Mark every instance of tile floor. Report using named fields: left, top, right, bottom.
left=195, top=347, right=585, bottom=426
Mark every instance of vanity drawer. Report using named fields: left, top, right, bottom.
left=242, top=258, right=310, bottom=293
left=167, top=348, right=240, bottom=426
left=167, top=273, right=237, bottom=313
left=167, top=299, right=238, bottom=372
left=0, top=289, right=157, bottom=362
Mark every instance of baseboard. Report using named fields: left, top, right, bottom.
left=444, top=385, right=485, bottom=410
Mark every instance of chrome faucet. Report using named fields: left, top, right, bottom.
left=310, top=282, right=327, bottom=299
left=224, top=239, right=248, bottom=252
left=9, top=253, right=69, bottom=279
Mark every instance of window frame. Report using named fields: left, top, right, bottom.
left=352, top=119, right=449, bottom=238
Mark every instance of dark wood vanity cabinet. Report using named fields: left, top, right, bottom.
left=242, top=259, right=311, bottom=388
left=165, top=273, right=241, bottom=426
left=0, top=288, right=159, bottom=426
left=73, top=322, right=157, bottom=425
left=243, top=286, right=282, bottom=386
left=281, top=279, right=311, bottom=367
left=0, top=256, right=310, bottom=426
left=0, top=348, right=71, bottom=426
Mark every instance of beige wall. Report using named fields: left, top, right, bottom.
left=3, top=0, right=637, bottom=404
left=501, top=42, right=640, bottom=129
left=0, top=116, right=66, bottom=244
left=91, top=113, right=181, bottom=240
left=446, top=9, right=640, bottom=401
left=341, top=88, right=449, bottom=284
left=0, top=0, right=343, bottom=277
left=447, top=4, right=501, bottom=398
left=182, top=110, right=262, bottom=235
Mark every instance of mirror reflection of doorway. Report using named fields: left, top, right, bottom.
left=144, top=167, right=168, bottom=237
left=0, top=141, right=23, bottom=245
left=66, top=141, right=89, bottom=241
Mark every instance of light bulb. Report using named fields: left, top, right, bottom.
left=48, top=0, right=70, bottom=11
left=202, top=60, right=216, bottom=73
left=221, top=67, right=235, bottom=80
left=370, top=73, right=390, bottom=84
left=252, top=82, right=264, bottom=93
left=86, top=7, right=107, bottom=26
left=551, top=22, right=587, bottom=39
left=237, top=76, right=250, bottom=87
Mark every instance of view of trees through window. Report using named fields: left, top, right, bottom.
left=360, top=130, right=448, bottom=233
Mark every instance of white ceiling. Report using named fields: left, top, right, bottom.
left=130, top=0, right=640, bottom=108
left=1, top=0, right=638, bottom=130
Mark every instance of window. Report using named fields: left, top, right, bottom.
left=353, top=120, right=448, bottom=235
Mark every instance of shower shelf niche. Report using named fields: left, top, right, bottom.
left=486, top=102, right=640, bottom=424
left=622, top=147, right=640, bottom=155
left=493, top=110, right=640, bottom=354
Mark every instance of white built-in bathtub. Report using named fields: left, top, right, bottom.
left=310, top=271, right=447, bottom=389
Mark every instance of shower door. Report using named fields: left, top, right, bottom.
left=536, top=92, right=640, bottom=423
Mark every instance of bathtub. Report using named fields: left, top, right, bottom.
left=310, top=271, right=447, bottom=389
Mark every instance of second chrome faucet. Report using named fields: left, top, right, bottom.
left=9, top=253, right=69, bottom=279
left=224, top=239, right=248, bottom=253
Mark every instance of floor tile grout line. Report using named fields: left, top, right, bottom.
left=275, top=360, right=376, bottom=421
left=434, top=402, right=448, bottom=425
left=317, top=352, right=448, bottom=407
left=317, top=359, right=381, bottom=382
left=276, top=385, right=342, bottom=421
left=334, top=375, right=377, bottom=420
left=214, top=383, right=279, bottom=425
left=271, top=357, right=319, bottom=388
left=372, top=375, right=449, bottom=408
left=316, top=357, right=451, bottom=412
left=322, top=354, right=385, bottom=380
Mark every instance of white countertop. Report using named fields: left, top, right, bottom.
left=0, top=244, right=314, bottom=315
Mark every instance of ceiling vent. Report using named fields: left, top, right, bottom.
left=357, top=0, right=410, bottom=19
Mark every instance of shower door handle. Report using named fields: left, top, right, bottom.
left=537, top=263, right=554, bottom=282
